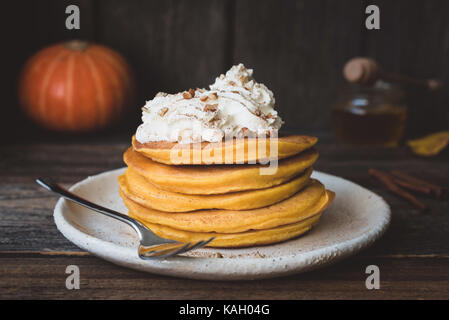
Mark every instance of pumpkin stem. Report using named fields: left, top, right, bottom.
left=65, top=40, right=90, bottom=51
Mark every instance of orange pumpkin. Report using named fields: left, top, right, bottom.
left=19, top=40, right=135, bottom=132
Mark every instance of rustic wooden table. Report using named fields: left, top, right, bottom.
left=1, top=131, right=448, bottom=300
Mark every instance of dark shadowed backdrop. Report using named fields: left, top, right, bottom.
left=2, top=0, right=449, bottom=142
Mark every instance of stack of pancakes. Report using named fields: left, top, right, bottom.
left=118, top=135, right=334, bottom=248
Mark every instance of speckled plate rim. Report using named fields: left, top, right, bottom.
left=53, top=168, right=391, bottom=281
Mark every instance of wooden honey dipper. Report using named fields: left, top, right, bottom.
left=343, top=57, right=442, bottom=91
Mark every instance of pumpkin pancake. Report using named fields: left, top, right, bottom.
left=120, top=179, right=332, bottom=233
left=132, top=134, right=318, bottom=165
left=128, top=191, right=334, bottom=248
left=120, top=166, right=312, bottom=212
left=123, top=147, right=319, bottom=194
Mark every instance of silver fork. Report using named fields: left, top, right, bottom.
left=36, top=177, right=215, bottom=259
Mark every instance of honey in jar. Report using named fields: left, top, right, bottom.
left=332, top=81, right=407, bottom=146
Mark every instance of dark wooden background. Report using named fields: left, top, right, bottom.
left=2, top=0, right=449, bottom=142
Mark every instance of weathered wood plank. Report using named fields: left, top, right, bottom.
left=233, top=0, right=365, bottom=130
left=1, top=254, right=448, bottom=299
left=33, top=0, right=96, bottom=45
left=96, top=0, right=230, bottom=110
left=0, top=140, right=129, bottom=183
left=2, top=1, right=40, bottom=139
left=363, top=0, right=449, bottom=136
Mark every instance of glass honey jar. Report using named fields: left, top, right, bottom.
left=331, top=81, right=407, bottom=147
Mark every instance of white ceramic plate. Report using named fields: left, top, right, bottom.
left=54, top=168, right=390, bottom=280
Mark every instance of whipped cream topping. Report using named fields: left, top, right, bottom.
left=135, top=64, right=283, bottom=144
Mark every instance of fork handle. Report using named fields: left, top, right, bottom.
left=36, top=177, right=148, bottom=239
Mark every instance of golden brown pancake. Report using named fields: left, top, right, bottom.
left=119, top=166, right=312, bottom=212
left=123, top=147, right=319, bottom=194
left=133, top=214, right=323, bottom=248
left=129, top=191, right=334, bottom=248
left=120, top=179, right=332, bottom=233
left=132, top=134, right=318, bottom=165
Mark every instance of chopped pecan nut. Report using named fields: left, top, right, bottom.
left=182, top=90, right=193, bottom=99
left=208, top=92, right=218, bottom=100
left=204, top=104, right=218, bottom=112
left=158, top=107, right=168, bottom=116
left=200, top=95, right=208, bottom=102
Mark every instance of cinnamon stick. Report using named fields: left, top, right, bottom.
left=392, top=177, right=433, bottom=195
left=368, top=169, right=428, bottom=211
left=390, top=170, right=446, bottom=199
